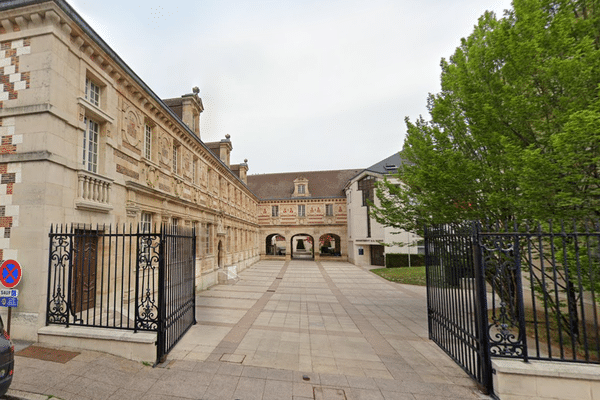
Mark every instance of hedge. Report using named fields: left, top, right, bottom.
left=385, top=253, right=425, bottom=268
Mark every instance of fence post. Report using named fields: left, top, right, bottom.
left=424, top=224, right=432, bottom=340
left=512, top=230, right=529, bottom=362
left=472, top=222, right=493, bottom=395
left=156, top=224, right=166, bottom=364
left=192, top=225, right=197, bottom=326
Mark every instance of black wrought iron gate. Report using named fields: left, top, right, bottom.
left=424, top=223, right=493, bottom=395
left=47, top=224, right=196, bottom=365
left=157, top=225, right=196, bottom=363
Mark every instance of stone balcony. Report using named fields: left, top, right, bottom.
left=75, top=170, right=114, bottom=213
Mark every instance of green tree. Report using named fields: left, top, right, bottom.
left=372, top=0, right=600, bottom=231
left=371, top=0, right=600, bottom=349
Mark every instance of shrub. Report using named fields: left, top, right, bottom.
left=385, top=253, right=425, bottom=268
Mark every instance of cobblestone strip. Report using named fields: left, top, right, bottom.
left=207, top=261, right=290, bottom=361
left=315, top=261, right=404, bottom=362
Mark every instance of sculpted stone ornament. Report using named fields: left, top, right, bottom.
left=124, top=110, right=140, bottom=147
left=183, top=150, right=191, bottom=179
left=159, top=133, right=170, bottom=164
left=145, top=165, right=158, bottom=188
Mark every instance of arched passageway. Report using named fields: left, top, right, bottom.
left=319, top=233, right=341, bottom=257
left=265, top=233, right=286, bottom=256
left=290, top=233, right=314, bottom=260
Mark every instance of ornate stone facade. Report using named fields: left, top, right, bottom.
left=0, top=0, right=259, bottom=340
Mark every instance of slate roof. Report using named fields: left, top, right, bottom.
left=364, top=153, right=408, bottom=174
left=247, top=169, right=362, bottom=200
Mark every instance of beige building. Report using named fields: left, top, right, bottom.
left=247, top=169, right=361, bottom=262
left=0, top=0, right=259, bottom=341
left=345, top=154, right=422, bottom=266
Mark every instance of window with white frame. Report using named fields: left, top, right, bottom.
left=172, top=143, right=178, bottom=174
left=325, top=204, right=334, bottom=216
left=85, top=77, right=100, bottom=107
left=192, top=158, right=197, bottom=184
left=272, top=205, right=279, bottom=217
left=144, top=124, right=152, bottom=160
left=194, top=222, right=201, bottom=257
left=83, top=117, right=99, bottom=173
left=141, top=212, right=152, bottom=232
left=298, top=184, right=305, bottom=194
left=298, top=204, right=306, bottom=217
left=205, top=223, right=212, bottom=254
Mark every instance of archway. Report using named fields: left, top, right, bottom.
left=290, top=233, right=314, bottom=260
left=319, top=233, right=341, bottom=257
left=217, top=240, right=223, bottom=268
left=265, top=233, right=286, bottom=256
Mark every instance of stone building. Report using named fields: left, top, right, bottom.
left=0, top=0, right=259, bottom=341
left=345, top=153, right=422, bottom=266
left=247, top=169, right=361, bottom=261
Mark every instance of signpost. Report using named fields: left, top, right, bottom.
left=0, top=259, right=22, bottom=335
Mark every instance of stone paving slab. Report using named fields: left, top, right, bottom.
left=8, top=260, right=491, bottom=400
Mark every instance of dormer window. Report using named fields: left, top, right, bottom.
left=293, top=177, right=310, bottom=197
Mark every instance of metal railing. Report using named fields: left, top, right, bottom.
left=479, top=220, right=600, bottom=364
left=425, top=220, right=600, bottom=394
left=47, top=223, right=196, bottom=363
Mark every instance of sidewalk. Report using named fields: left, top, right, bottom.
left=7, top=260, right=491, bottom=400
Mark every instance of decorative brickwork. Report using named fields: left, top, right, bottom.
left=0, top=116, right=21, bottom=262
left=116, top=164, right=139, bottom=180
left=0, top=38, right=31, bottom=109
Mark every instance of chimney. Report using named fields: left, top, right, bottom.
left=180, top=87, right=203, bottom=136
left=231, top=159, right=249, bottom=184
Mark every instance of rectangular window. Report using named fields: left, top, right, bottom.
left=298, top=184, right=305, bottom=194
left=272, top=205, right=279, bottom=217
left=298, top=204, right=305, bottom=217
left=85, top=77, right=100, bottom=107
left=205, top=223, right=211, bottom=254
left=192, top=158, right=197, bottom=184
left=144, top=124, right=152, bottom=159
left=195, top=222, right=201, bottom=257
left=172, top=144, right=178, bottom=174
left=326, top=204, right=334, bottom=216
left=83, top=117, right=99, bottom=173
left=141, top=212, right=152, bottom=232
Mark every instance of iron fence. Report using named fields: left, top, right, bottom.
left=425, top=220, right=600, bottom=394
left=47, top=223, right=196, bottom=363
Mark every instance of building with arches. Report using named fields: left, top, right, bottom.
left=247, top=169, right=360, bottom=261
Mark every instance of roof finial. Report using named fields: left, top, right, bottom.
left=192, top=86, right=199, bottom=95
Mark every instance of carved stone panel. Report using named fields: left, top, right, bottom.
left=124, top=110, right=140, bottom=148
left=159, top=131, right=171, bottom=165
left=183, top=149, right=192, bottom=179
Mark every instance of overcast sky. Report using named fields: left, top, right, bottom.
left=68, top=0, right=513, bottom=174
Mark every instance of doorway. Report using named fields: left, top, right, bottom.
left=370, top=245, right=385, bottom=266
left=72, top=229, right=99, bottom=313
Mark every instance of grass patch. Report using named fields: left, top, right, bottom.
left=370, top=266, right=427, bottom=286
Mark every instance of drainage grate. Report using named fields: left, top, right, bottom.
left=313, top=387, right=347, bottom=400
left=15, top=345, right=80, bottom=364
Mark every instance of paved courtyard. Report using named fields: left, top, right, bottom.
left=9, top=260, right=490, bottom=400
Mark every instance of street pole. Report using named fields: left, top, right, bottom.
left=407, top=231, right=411, bottom=268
